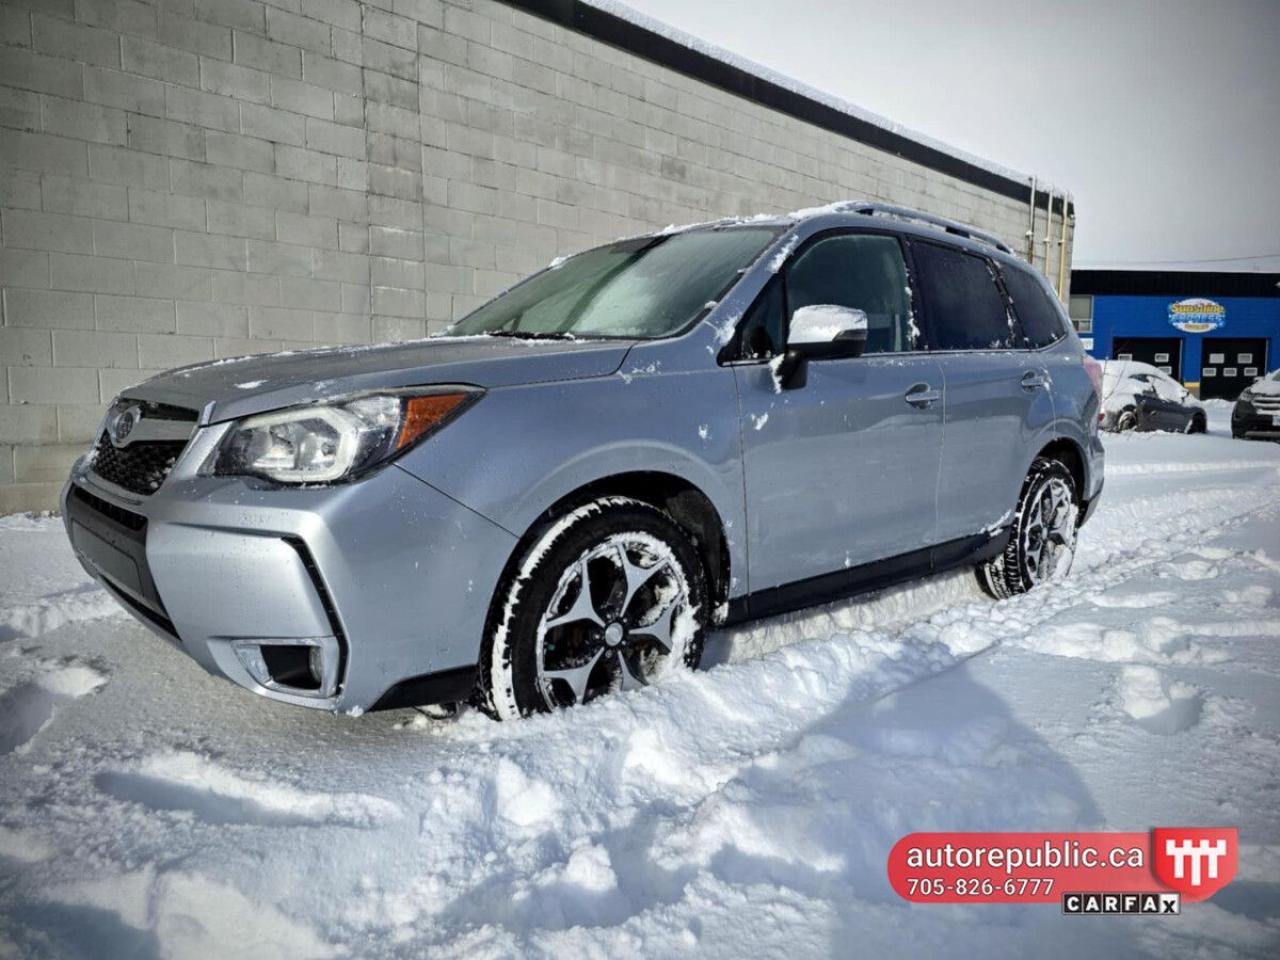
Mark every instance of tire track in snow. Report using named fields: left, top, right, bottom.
left=0, top=586, right=122, bottom=643
left=93, top=751, right=402, bottom=828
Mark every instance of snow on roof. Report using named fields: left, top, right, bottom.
left=584, top=0, right=1058, bottom=196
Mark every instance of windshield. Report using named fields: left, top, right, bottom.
left=443, top=227, right=780, bottom=340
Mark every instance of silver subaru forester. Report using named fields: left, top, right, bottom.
left=62, top=202, right=1104, bottom=720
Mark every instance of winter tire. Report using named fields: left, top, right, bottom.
left=1115, top=408, right=1138, bottom=432
left=1187, top=413, right=1206, bottom=434
left=977, top=457, right=1080, bottom=599
left=479, top=497, right=708, bottom=720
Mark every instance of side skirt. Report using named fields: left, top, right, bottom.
left=724, top=530, right=1012, bottom=625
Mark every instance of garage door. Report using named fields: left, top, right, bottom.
left=1200, top=338, right=1268, bottom=400
left=1112, top=337, right=1183, bottom=378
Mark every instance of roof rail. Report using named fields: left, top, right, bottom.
left=835, top=201, right=1014, bottom=255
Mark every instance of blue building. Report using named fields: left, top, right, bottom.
left=1069, top=271, right=1280, bottom=400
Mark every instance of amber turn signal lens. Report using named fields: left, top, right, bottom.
left=396, top=393, right=471, bottom=450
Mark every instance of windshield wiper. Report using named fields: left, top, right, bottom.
left=487, top=330, right=578, bottom=340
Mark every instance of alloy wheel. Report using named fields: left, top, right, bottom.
left=1021, top=476, right=1078, bottom=585
left=535, top=533, right=689, bottom=709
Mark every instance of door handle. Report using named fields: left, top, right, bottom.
left=1020, top=370, right=1048, bottom=390
left=905, top=383, right=941, bottom=408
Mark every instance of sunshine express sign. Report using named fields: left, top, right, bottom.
left=1168, top=298, right=1226, bottom=334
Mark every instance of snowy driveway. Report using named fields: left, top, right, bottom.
left=2, top=406, right=1278, bottom=959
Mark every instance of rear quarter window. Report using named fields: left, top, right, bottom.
left=1000, top=264, right=1068, bottom=348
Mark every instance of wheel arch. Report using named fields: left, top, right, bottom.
left=1033, top=437, right=1086, bottom=498
left=490, top=471, right=732, bottom=629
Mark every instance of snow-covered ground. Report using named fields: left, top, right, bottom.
left=2, top=407, right=1278, bottom=959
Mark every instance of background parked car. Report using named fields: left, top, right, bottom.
left=1100, top=360, right=1206, bottom=434
left=1232, top=369, right=1280, bottom=440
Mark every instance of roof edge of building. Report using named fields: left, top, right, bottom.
left=1072, top=270, right=1280, bottom=298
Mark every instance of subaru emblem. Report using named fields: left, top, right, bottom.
left=108, top=404, right=142, bottom=447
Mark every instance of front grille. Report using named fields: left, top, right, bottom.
left=91, top=437, right=188, bottom=495
left=1251, top=395, right=1280, bottom=412
left=72, top=486, right=145, bottom=530
left=88, top=397, right=198, bottom=496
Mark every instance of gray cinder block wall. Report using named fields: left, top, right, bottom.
left=0, top=0, right=1073, bottom=514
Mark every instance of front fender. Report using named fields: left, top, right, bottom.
left=395, top=366, right=748, bottom=598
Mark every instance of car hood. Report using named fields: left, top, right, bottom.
left=1246, top=378, right=1280, bottom=397
left=123, top=336, right=636, bottom=423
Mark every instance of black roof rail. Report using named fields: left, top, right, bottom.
left=829, top=201, right=1014, bottom=255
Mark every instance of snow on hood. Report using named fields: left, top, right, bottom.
left=1246, top=373, right=1280, bottom=396
left=123, top=336, right=636, bottom=424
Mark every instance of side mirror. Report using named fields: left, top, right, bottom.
left=776, top=305, right=868, bottom=390
left=788, top=305, right=869, bottom=359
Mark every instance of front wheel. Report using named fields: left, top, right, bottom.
left=479, top=497, right=708, bottom=720
left=977, top=457, right=1080, bottom=599
left=1114, top=408, right=1138, bottom=432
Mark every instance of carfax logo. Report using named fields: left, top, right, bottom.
left=1168, top=298, right=1226, bottom=334
left=1062, top=892, right=1180, bottom=915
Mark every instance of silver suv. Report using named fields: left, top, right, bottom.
left=62, top=202, right=1105, bottom=720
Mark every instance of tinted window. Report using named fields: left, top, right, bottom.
left=737, top=277, right=785, bottom=359
left=785, top=234, right=917, bottom=354
left=911, top=241, right=1014, bottom=350
left=1001, top=264, right=1067, bottom=348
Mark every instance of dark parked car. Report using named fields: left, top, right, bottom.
left=1232, top=370, right=1280, bottom=440
left=1100, top=360, right=1206, bottom=434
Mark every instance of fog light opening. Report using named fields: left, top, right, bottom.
left=232, top=637, right=339, bottom=699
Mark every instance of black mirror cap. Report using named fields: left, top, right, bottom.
left=791, top=327, right=867, bottom=361
left=777, top=349, right=808, bottom=390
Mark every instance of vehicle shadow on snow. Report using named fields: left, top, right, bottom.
left=409, top=658, right=1146, bottom=955
left=4, top=902, right=161, bottom=960
left=677, top=662, right=1163, bottom=957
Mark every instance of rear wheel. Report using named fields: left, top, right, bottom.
left=977, top=457, right=1080, bottom=599
left=1115, top=408, right=1138, bottom=432
left=1187, top=412, right=1206, bottom=434
left=479, top=497, right=708, bottom=720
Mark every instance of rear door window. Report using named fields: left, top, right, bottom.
left=910, top=241, right=1015, bottom=351
left=1000, top=263, right=1068, bottom=348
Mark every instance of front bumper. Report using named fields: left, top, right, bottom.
left=62, top=426, right=517, bottom=712
left=1231, top=403, right=1280, bottom=439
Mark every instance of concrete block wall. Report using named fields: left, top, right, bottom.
left=0, top=0, right=1070, bottom=513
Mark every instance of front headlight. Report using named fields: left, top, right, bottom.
left=210, top=389, right=479, bottom=484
